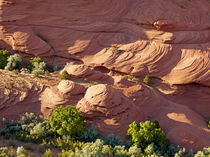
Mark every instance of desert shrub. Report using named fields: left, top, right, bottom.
left=127, top=145, right=142, bottom=157
left=113, top=145, right=128, bottom=157
left=206, top=120, right=210, bottom=129
left=59, top=70, right=70, bottom=80
left=49, top=105, right=88, bottom=138
left=16, top=146, right=28, bottom=156
left=81, top=125, right=99, bottom=142
left=0, top=147, right=8, bottom=157
left=44, top=70, right=50, bottom=76
left=5, top=54, right=22, bottom=71
left=31, top=62, right=46, bottom=76
left=30, top=120, right=55, bottom=139
left=112, top=46, right=122, bottom=54
left=67, top=139, right=113, bottom=157
left=124, top=75, right=133, bottom=80
left=12, top=69, right=19, bottom=75
left=9, top=82, right=14, bottom=88
left=103, top=134, right=124, bottom=147
left=143, top=74, right=151, bottom=85
left=0, top=118, right=20, bottom=135
left=53, top=65, right=63, bottom=72
left=19, top=112, right=38, bottom=133
left=161, top=144, right=181, bottom=157
left=20, top=68, right=30, bottom=74
left=27, top=57, right=43, bottom=71
left=52, top=136, right=85, bottom=151
left=43, top=149, right=53, bottom=157
left=126, top=120, right=169, bottom=151
left=58, top=150, right=73, bottom=157
left=0, top=49, right=10, bottom=69
left=173, top=147, right=186, bottom=157
left=194, top=147, right=210, bottom=157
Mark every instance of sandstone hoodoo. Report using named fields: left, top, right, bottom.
left=0, top=0, right=209, bottom=155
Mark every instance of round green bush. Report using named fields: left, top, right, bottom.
left=49, top=106, right=88, bottom=138
left=126, top=120, right=169, bottom=150
left=0, top=49, right=10, bottom=69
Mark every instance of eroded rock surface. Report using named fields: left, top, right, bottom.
left=0, top=0, right=209, bottom=151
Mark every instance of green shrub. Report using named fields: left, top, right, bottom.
left=27, top=57, right=44, bottom=71
left=113, top=145, right=128, bottom=157
left=0, top=49, right=10, bottom=69
left=31, top=62, right=46, bottom=76
left=127, top=145, right=142, bottom=157
left=207, top=120, right=210, bottom=129
left=59, top=70, right=70, bottom=80
left=53, top=65, right=63, bottom=72
left=103, top=134, right=124, bottom=147
left=124, top=75, right=133, bottom=81
left=9, top=82, right=14, bottom=88
left=5, top=54, right=22, bottom=71
left=49, top=105, right=87, bottom=138
left=20, top=68, right=30, bottom=74
left=0, top=147, right=8, bottom=157
left=21, top=84, right=25, bottom=88
left=16, top=146, right=28, bottom=156
left=30, top=120, right=55, bottom=139
left=81, top=125, right=99, bottom=142
left=51, top=136, right=85, bottom=151
left=194, top=147, right=210, bottom=157
left=12, top=69, right=19, bottom=75
left=143, top=74, right=151, bottom=85
left=43, top=149, right=53, bottom=157
left=19, top=112, right=38, bottom=133
left=126, top=120, right=169, bottom=150
left=0, top=118, right=20, bottom=135
left=66, top=139, right=113, bottom=157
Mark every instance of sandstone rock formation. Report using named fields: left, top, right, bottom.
left=77, top=84, right=142, bottom=138
left=0, top=0, right=209, bottom=151
left=62, top=64, right=114, bottom=84
left=41, top=80, right=86, bottom=117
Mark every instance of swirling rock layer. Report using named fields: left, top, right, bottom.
left=0, top=0, right=209, bottom=151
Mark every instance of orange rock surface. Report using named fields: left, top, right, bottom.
left=0, top=0, right=209, bottom=151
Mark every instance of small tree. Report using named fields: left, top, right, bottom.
left=49, top=106, right=87, bottom=138
left=0, top=49, right=10, bottom=69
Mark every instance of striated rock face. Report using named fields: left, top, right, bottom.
left=41, top=80, right=86, bottom=117
left=0, top=0, right=209, bottom=85
left=77, top=84, right=142, bottom=138
left=57, top=80, right=86, bottom=95
left=0, top=0, right=209, bottom=151
left=62, top=64, right=114, bottom=84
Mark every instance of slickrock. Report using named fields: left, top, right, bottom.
left=77, top=84, right=142, bottom=138
left=0, top=0, right=209, bottom=151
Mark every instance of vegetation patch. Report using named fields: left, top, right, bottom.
left=0, top=49, right=10, bottom=69
left=143, top=74, right=151, bottom=85
left=59, top=70, right=70, bottom=80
